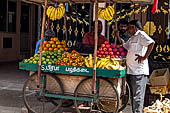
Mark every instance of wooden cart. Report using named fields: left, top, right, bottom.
left=20, top=0, right=153, bottom=113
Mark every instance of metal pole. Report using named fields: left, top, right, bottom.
left=38, top=0, right=48, bottom=88
left=93, top=0, right=98, bottom=94
left=37, top=5, right=41, bottom=40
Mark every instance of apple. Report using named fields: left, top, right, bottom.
left=105, top=51, right=109, bottom=55
left=98, top=54, right=102, bottom=58
left=109, top=52, right=114, bottom=55
left=115, top=55, right=119, bottom=58
left=113, top=48, right=117, bottom=52
left=97, top=50, right=100, bottom=54
left=115, top=51, right=120, bottom=56
left=101, top=44, right=106, bottom=48
left=116, top=45, right=121, bottom=48
left=102, top=55, right=106, bottom=58
left=106, top=55, right=111, bottom=57
left=111, top=55, right=115, bottom=59
left=99, top=47, right=103, bottom=51
left=104, top=41, right=109, bottom=45
left=100, top=51, right=104, bottom=55
left=106, top=44, right=111, bottom=48
left=120, top=52, right=126, bottom=56
left=118, top=47, right=124, bottom=52
left=111, top=43, right=116, bottom=48
left=103, top=47, right=107, bottom=51
left=108, top=48, right=112, bottom=52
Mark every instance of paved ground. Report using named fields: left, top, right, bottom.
left=0, top=61, right=132, bottom=113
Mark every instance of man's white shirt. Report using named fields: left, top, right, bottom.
left=123, top=30, right=155, bottom=75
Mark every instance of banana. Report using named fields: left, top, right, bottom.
left=47, top=6, right=55, bottom=18
left=50, top=7, right=56, bottom=20
left=59, top=5, right=65, bottom=19
left=88, top=54, right=93, bottom=67
left=96, top=60, right=101, bottom=68
left=46, top=6, right=53, bottom=17
left=107, top=6, right=115, bottom=15
left=54, top=7, right=58, bottom=20
left=105, top=8, right=112, bottom=21
left=57, top=7, right=62, bottom=19
left=84, top=57, right=90, bottom=67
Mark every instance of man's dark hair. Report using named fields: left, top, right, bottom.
left=129, top=20, right=142, bottom=30
left=92, top=20, right=102, bottom=27
left=118, top=19, right=128, bottom=26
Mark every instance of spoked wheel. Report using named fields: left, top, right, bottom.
left=74, top=77, right=119, bottom=113
left=118, top=81, right=130, bottom=112
left=23, top=73, right=63, bottom=113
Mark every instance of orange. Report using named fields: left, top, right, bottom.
left=49, top=48, right=53, bottom=51
left=46, top=44, right=51, bottom=48
left=65, top=48, right=69, bottom=51
left=53, top=37, right=58, bottom=41
left=62, top=45, right=66, bottom=48
left=44, top=41, right=48, bottom=44
left=59, top=48, right=64, bottom=52
left=50, top=38, right=54, bottom=41
left=49, top=41, right=55, bottom=44
left=43, top=44, right=45, bottom=48
left=54, top=48, right=58, bottom=51
left=61, top=41, right=65, bottom=45
left=43, top=47, right=48, bottom=51
left=57, top=45, right=62, bottom=48
left=52, top=44, right=56, bottom=48
left=56, top=41, right=60, bottom=45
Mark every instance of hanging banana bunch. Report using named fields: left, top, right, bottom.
left=46, top=3, right=66, bottom=21
left=98, top=5, right=115, bottom=21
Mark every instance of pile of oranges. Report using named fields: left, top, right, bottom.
left=42, top=37, right=69, bottom=52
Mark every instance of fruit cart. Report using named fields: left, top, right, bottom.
left=19, top=0, right=153, bottom=113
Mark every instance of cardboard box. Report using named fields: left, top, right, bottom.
left=149, top=68, right=170, bottom=86
left=149, top=86, right=168, bottom=95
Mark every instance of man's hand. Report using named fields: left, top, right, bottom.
left=135, top=54, right=146, bottom=63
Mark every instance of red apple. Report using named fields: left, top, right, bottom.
left=111, top=55, right=115, bottom=59
left=120, top=52, right=126, bottom=56
left=118, top=47, right=124, bottom=52
left=106, top=44, right=111, bottom=48
left=102, top=55, right=106, bottom=58
left=103, top=47, right=107, bottom=51
left=98, top=54, right=102, bottom=58
left=109, top=52, right=114, bottom=55
left=116, top=45, right=121, bottom=48
left=116, top=51, right=120, bottom=56
left=101, top=44, right=106, bottom=48
left=111, top=43, right=116, bottom=48
left=99, top=47, right=103, bottom=51
left=106, top=55, right=111, bottom=57
left=113, top=48, right=117, bottom=52
left=100, top=51, right=104, bottom=55
left=105, top=51, right=109, bottom=55
left=115, top=55, right=119, bottom=58
left=108, top=48, right=112, bottom=52
left=97, top=50, right=100, bottom=54
left=104, top=41, right=109, bottom=45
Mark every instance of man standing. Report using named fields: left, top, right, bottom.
left=118, top=20, right=155, bottom=113
left=82, top=20, right=108, bottom=53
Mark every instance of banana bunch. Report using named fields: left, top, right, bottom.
left=98, top=5, right=115, bottom=21
left=84, top=54, right=95, bottom=68
left=97, top=57, right=120, bottom=70
left=84, top=55, right=121, bottom=70
left=46, top=3, right=65, bottom=21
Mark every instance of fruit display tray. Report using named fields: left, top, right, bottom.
left=19, top=62, right=126, bottom=78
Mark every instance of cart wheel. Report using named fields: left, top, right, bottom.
left=23, top=73, right=63, bottom=113
left=118, top=81, right=130, bottom=112
left=74, top=77, right=119, bottom=113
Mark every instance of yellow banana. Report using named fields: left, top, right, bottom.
left=105, top=8, right=112, bottom=21
left=107, top=5, right=115, bottom=15
left=96, top=60, right=101, bottom=68
left=46, top=6, right=53, bottom=17
left=47, top=6, right=55, bottom=18
left=88, top=54, right=93, bottom=67
left=50, top=7, right=56, bottom=20
left=54, top=7, right=58, bottom=20
left=84, top=57, right=90, bottom=67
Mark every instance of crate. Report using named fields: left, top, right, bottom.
left=149, top=68, right=170, bottom=86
